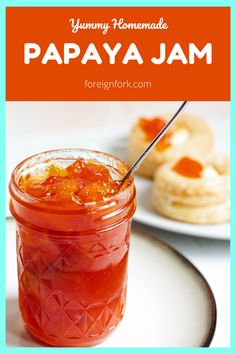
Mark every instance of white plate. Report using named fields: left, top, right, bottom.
left=6, top=220, right=216, bottom=347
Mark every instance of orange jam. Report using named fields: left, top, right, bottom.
left=9, top=149, right=136, bottom=347
left=172, top=157, right=203, bottom=178
left=139, top=117, right=172, bottom=151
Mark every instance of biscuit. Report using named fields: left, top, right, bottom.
left=152, top=155, right=230, bottom=224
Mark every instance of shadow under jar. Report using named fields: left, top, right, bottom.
left=9, top=149, right=136, bottom=347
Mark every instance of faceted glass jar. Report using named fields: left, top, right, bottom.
left=9, top=149, right=136, bottom=347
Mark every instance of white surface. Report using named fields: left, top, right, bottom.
left=6, top=101, right=230, bottom=346
left=6, top=219, right=216, bottom=347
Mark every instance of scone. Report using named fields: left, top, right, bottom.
left=128, top=114, right=213, bottom=179
left=153, top=155, right=230, bottom=224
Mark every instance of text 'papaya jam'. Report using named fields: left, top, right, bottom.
left=139, top=117, right=172, bottom=151
left=9, top=149, right=136, bottom=347
left=172, top=157, right=203, bottom=178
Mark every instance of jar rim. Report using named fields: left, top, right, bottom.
left=9, top=148, right=134, bottom=214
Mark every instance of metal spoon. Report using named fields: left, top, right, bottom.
left=121, top=101, right=188, bottom=184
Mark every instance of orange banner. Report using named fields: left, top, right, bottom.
left=6, top=7, right=230, bottom=101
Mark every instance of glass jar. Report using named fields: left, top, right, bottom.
left=9, top=149, right=136, bottom=347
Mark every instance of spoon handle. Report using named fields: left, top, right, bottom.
left=121, top=101, right=188, bottom=184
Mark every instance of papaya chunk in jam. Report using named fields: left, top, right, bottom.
left=19, top=159, right=121, bottom=205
